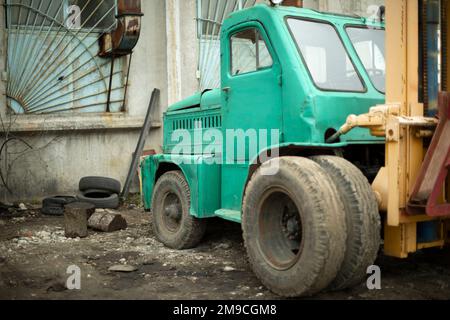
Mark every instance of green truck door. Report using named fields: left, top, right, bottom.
left=220, top=21, right=283, bottom=211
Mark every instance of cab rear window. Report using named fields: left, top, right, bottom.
left=287, top=18, right=365, bottom=92
left=346, top=27, right=386, bottom=93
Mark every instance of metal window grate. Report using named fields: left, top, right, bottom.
left=4, top=0, right=126, bottom=114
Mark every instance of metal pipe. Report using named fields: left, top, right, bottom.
left=443, top=0, right=449, bottom=91
left=106, top=56, right=115, bottom=113
left=424, top=0, right=440, bottom=115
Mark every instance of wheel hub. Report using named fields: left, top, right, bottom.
left=284, top=214, right=300, bottom=241
left=162, top=193, right=183, bottom=232
left=165, top=203, right=182, bottom=221
left=258, top=190, right=303, bottom=271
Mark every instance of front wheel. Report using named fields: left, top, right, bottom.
left=242, top=157, right=347, bottom=297
left=151, top=171, right=206, bottom=250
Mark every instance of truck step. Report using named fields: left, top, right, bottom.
left=214, top=209, right=242, bottom=223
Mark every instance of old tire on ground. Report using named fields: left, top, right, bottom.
left=79, top=177, right=121, bottom=194
left=311, top=156, right=381, bottom=290
left=77, top=190, right=120, bottom=209
left=43, top=196, right=77, bottom=207
left=151, top=171, right=206, bottom=250
left=42, top=196, right=77, bottom=216
left=42, top=206, right=65, bottom=216
left=242, top=157, right=347, bottom=297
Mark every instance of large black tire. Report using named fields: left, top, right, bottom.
left=151, top=171, right=206, bottom=250
left=42, top=196, right=77, bottom=216
left=79, top=177, right=121, bottom=194
left=43, top=196, right=77, bottom=207
left=242, top=157, right=347, bottom=297
left=311, top=156, right=381, bottom=290
left=77, top=190, right=120, bottom=209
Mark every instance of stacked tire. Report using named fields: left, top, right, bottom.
left=42, top=196, right=77, bottom=216
left=76, top=177, right=121, bottom=209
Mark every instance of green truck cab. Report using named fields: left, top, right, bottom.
left=141, top=4, right=385, bottom=297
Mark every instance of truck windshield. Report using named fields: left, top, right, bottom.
left=346, top=27, right=386, bottom=93
left=287, top=18, right=365, bottom=92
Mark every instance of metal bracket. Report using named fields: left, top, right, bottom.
left=408, top=92, right=450, bottom=217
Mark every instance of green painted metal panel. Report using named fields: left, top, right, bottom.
left=215, top=209, right=242, bottom=223
left=167, top=92, right=203, bottom=113
left=141, top=154, right=221, bottom=219
left=220, top=19, right=283, bottom=211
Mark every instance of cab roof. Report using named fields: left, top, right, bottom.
left=224, top=3, right=384, bottom=30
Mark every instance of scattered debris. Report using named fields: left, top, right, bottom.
left=108, top=265, right=138, bottom=273
left=223, top=266, right=236, bottom=272
left=47, top=282, right=67, bottom=293
left=11, top=217, right=26, bottom=224
left=88, top=210, right=127, bottom=233
left=215, top=243, right=231, bottom=250
left=11, top=229, right=74, bottom=245
left=143, top=259, right=156, bottom=266
left=0, top=202, right=12, bottom=215
left=18, top=203, right=27, bottom=211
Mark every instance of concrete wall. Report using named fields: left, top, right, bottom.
left=1, top=131, right=151, bottom=202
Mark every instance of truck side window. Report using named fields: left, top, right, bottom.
left=230, top=28, right=273, bottom=76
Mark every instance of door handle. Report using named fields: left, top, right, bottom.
left=222, top=87, right=231, bottom=92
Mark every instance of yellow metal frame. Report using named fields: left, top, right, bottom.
left=445, top=220, right=450, bottom=245
left=380, top=0, right=450, bottom=258
left=294, top=0, right=450, bottom=258
left=445, top=0, right=450, bottom=238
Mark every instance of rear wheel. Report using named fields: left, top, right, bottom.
left=151, top=171, right=206, bottom=250
left=311, top=156, right=381, bottom=290
left=242, top=157, right=347, bottom=297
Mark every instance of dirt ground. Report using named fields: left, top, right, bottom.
left=1, top=201, right=450, bottom=300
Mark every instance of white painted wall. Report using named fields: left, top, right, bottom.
left=127, top=0, right=168, bottom=117
left=165, top=0, right=199, bottom=105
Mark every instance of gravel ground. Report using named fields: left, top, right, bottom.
left=0, top=203, right=450, bottom=300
